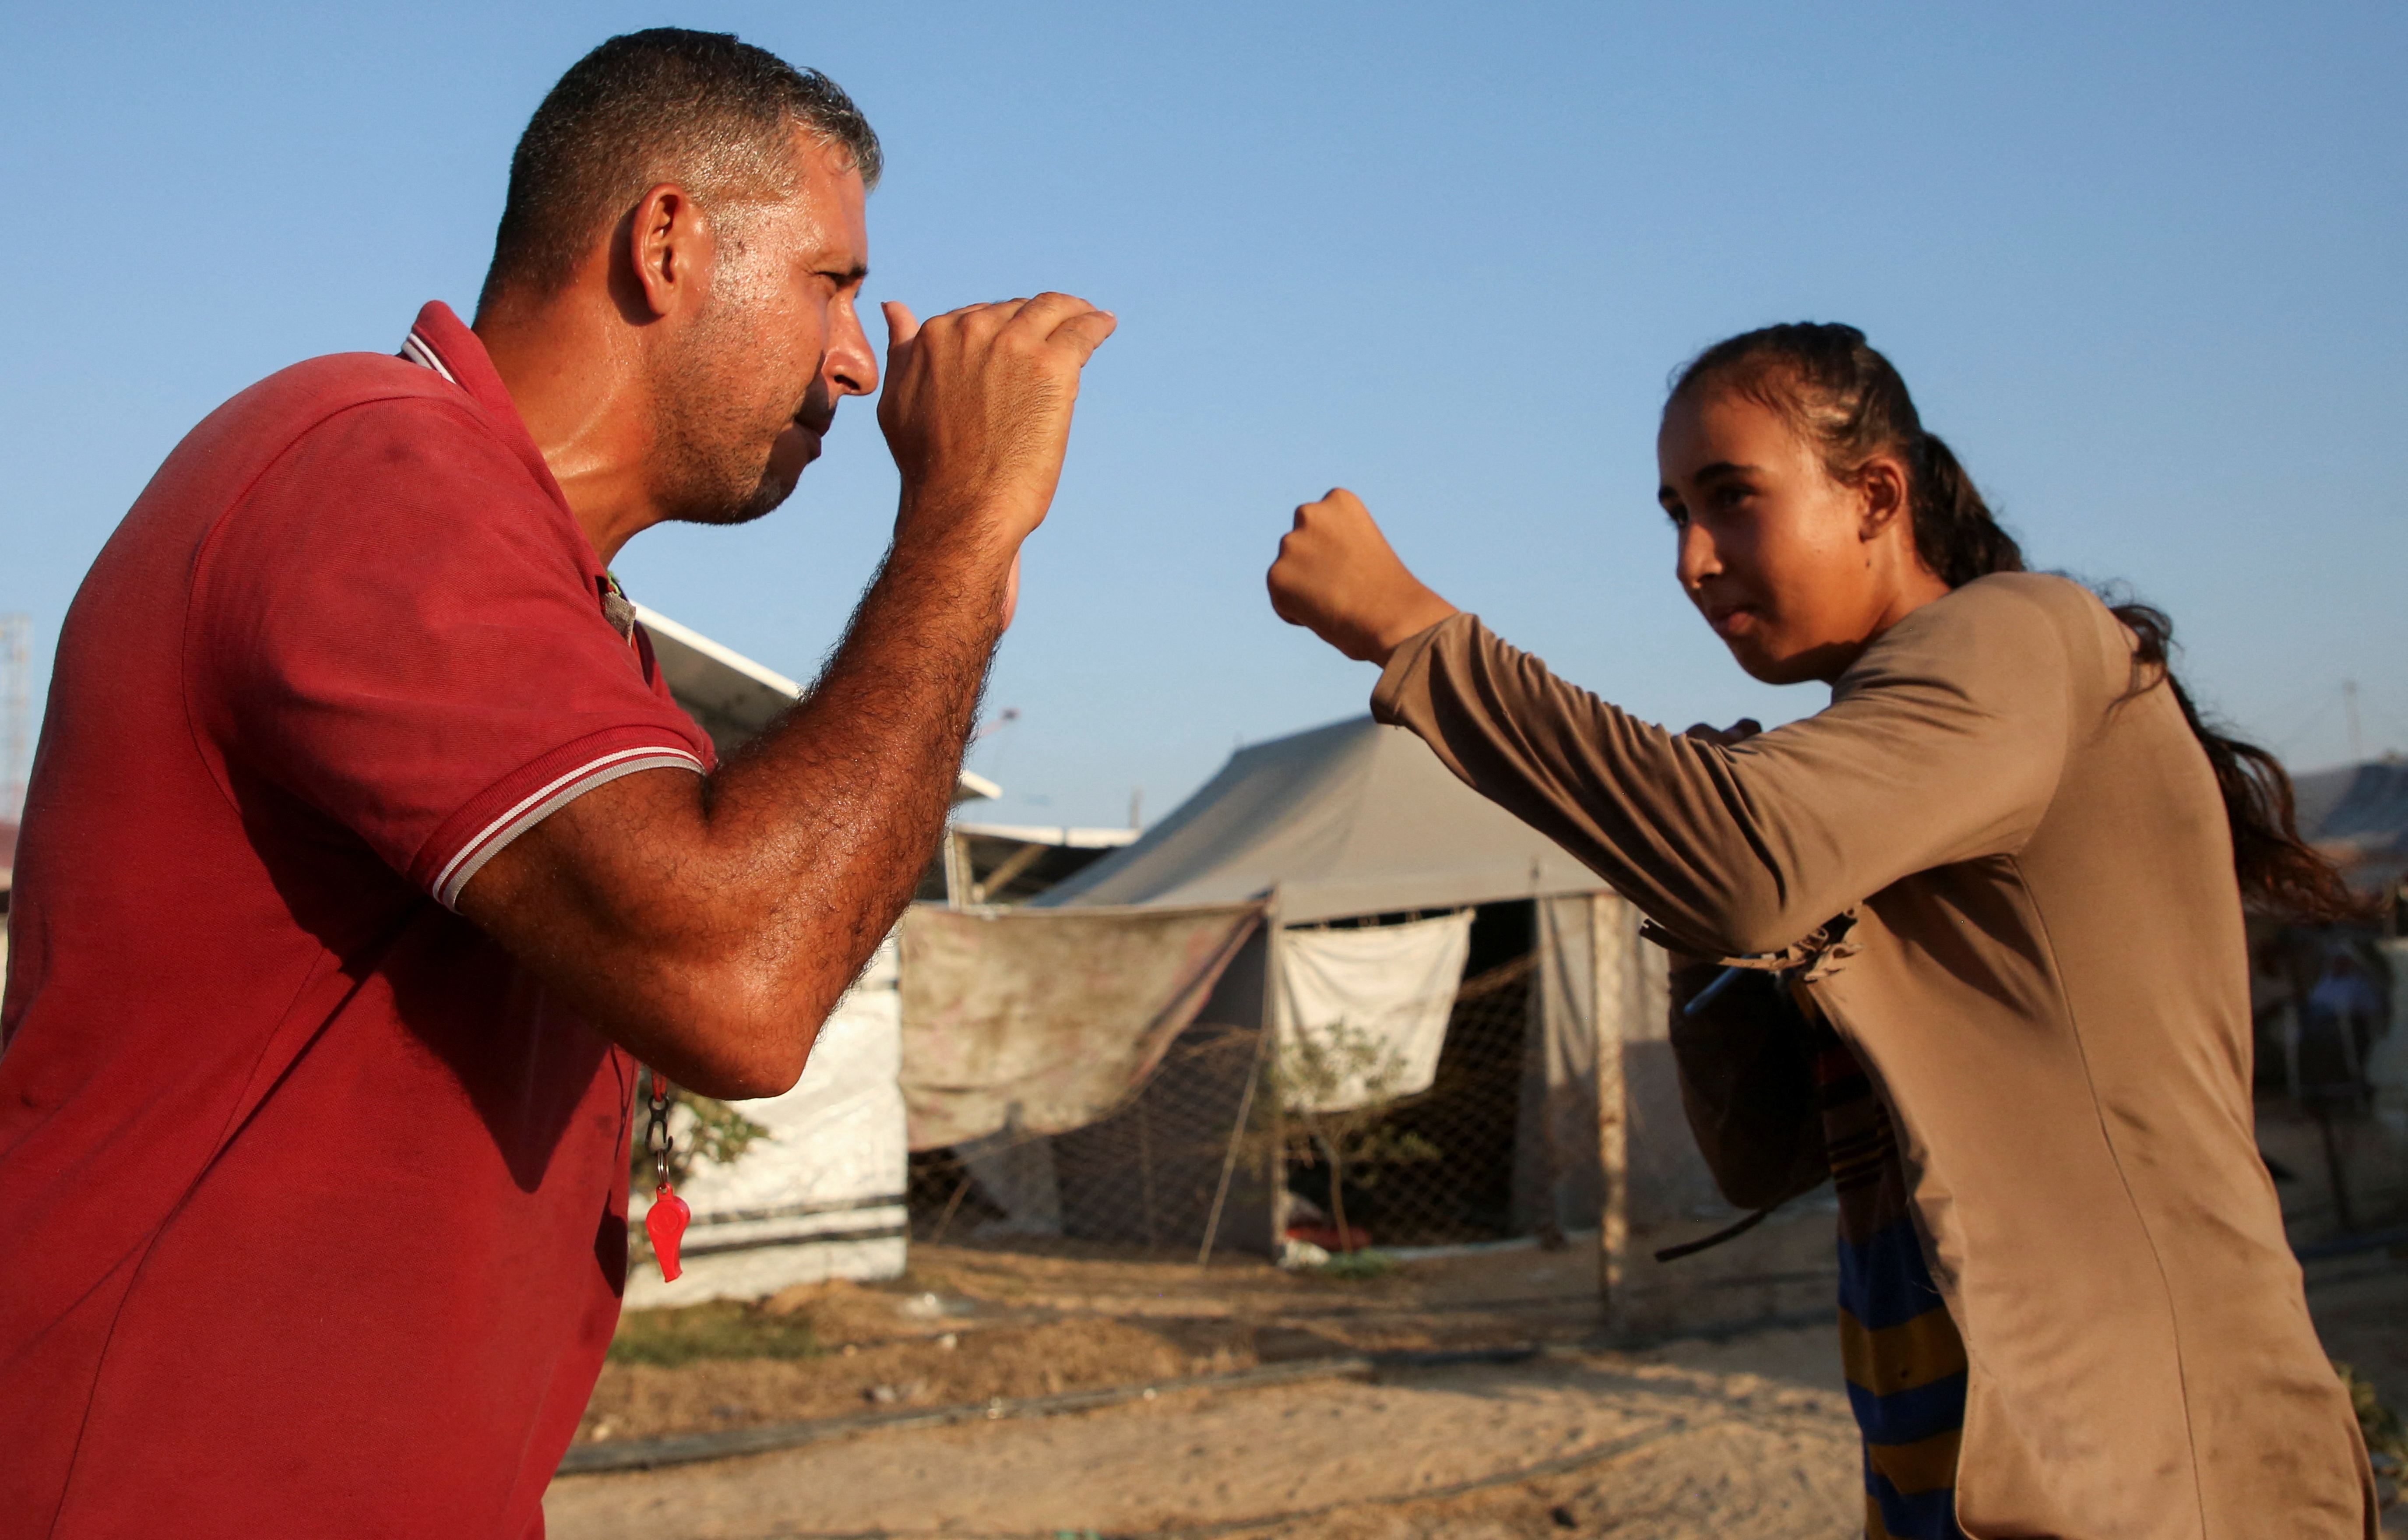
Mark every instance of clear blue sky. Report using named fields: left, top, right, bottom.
left=6, top=2, right=2403, bottom=828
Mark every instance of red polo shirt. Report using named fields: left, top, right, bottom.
left=0, top=303, right=712, bottom=1538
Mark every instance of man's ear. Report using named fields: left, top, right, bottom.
left=623, top=183, right=710, bottom=321
left=1856, top=453, right=1912, bottom=542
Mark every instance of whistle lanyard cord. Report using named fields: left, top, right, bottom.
left=646, top=1070, right=674, bottom=1192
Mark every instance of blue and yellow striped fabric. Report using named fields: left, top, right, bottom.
left=1817, top=1032, right=1968, bottom=1540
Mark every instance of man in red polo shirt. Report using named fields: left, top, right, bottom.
left=0, top=30, right=1112, bottom=1538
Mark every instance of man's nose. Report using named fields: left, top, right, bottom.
left=828, top=303, right=877, bottom=398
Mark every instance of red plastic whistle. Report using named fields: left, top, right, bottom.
left=646, top=1185, right=690, bottom=1281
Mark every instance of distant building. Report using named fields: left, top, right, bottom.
left=2293, top=753, right=2408, bottom=915
left=932, top=821, right=1137, bottom=907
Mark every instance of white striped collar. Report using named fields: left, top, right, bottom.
left=398, top=327, right=460, bottom=384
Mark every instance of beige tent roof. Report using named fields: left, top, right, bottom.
left=1033, top=716, right=1611, bottom=924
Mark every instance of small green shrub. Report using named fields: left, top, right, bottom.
left=629, top=1088, right=771, bottom=1189
left=1313, top=1249, right=1399, bottom=1282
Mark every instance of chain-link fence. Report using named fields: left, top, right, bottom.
left=906, top=905, right=1543, bottom=1258
left=909, top=1016, right=1267, bottom=1252
left=1276, top=951, right=1533, bottom=1249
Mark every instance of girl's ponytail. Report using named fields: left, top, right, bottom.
left=2111, top=604, right=2364, bottom=923
left=1911, top=432, right=2023, bottom=590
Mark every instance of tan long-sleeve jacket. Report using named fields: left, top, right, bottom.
left=1372, top=573, right=2374, bottom=1539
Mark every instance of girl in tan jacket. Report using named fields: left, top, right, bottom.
left=1265, top=322, right=2376, bottom=1539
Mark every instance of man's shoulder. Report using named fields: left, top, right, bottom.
left=133, top=349, right=548, bottom=556
left=190, top=349, right=574, bottom=571
left=202, top=349, right=503, bottom=462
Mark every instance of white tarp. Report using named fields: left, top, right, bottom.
left=1275, top=911, right=1474, bottom=1112
left=627, top=937, right=908, bottom=1306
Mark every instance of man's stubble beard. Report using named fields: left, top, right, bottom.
left=647, top=307, right=802, bottom=529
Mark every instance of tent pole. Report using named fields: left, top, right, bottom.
left=1197, top=892, right=1279, bottom=1269
left=1262, top=887, right=1289, bottom=1260
left=1594, top=894, right=1630, bottom=1338
left=942, top=829, right=972, bottom=909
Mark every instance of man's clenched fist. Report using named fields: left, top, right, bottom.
left=878, top=293, right=1116, bottom=555
left=1267, top=488, right=1460, bottom=665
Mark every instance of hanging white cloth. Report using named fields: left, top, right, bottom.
left=1275, top=910, right=1475, bottom=1113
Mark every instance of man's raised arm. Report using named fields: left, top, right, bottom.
left=460, top=292, right=1114, bottom=1098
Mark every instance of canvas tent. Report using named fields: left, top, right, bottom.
left=1034, top=715, right=1603, bottom=921
left=899, top=716, right=1732, bottom=1279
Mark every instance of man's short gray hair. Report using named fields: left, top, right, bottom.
left=480, top=29, right=880, bottom=307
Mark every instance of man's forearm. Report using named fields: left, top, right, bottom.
left=703, top=531, right=1010, bottom=982
left=459, top=535, right=1010, bottom=1096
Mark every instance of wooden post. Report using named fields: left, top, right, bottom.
left=942, top=829, right=973, bottom=909
left=1196, top=890, right=1279, bottom=1269
left=1261, top=888, right=1291, bottom=1258
left=1195, top=1020, right=1266, bottom=1269
left=1593, top=894, right=1630, bottom=1337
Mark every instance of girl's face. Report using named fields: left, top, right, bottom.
left=1656, top=386, right=1936, bottom=685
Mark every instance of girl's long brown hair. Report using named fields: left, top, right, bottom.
left=1672, top=322, right=2362, bottom=923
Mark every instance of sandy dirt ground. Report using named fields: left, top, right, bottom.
left=550, top=1324, right=1862, bottom=1539
left=551, top=1229, right=2404, bottom=1540
left=574, top=1212, right=1838, bottom=1447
